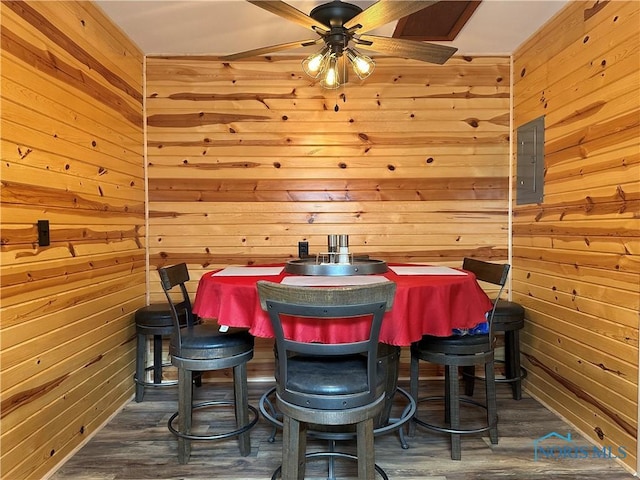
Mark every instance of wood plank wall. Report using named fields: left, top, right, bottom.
left=145, top=54, right=511, bottom=381
left=512, top=0, right=639, bottom=472
left=0, top=2, right=144, bottom=478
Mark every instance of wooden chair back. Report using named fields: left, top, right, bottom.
left=257, top=280, right=396, bottom=410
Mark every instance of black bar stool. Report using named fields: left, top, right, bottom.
left=257, top=280, right=397, bottom=479
left=159, top=263, right=259, bottom=464
left=463, top=299, right=527, bottom=400
left=134, top=304, right=184, bottom=402
left=409, top=259, right=510, bottom=460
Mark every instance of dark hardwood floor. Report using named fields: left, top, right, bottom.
left=49, top=380, right=635, bottom=480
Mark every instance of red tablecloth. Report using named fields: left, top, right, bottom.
left=192, top=264, right=493, bottom=346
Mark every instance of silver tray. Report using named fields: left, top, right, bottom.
left=285, top=257, right=388, bottom=276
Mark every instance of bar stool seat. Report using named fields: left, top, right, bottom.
left=134, top=304, right=185, bottom=402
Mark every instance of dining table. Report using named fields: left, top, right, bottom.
left=192, top=263, right=494, bottom=347
left=192, top=261, right=494, bottom=447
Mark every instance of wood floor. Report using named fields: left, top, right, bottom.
left=49, top=380, right=635, bottom=480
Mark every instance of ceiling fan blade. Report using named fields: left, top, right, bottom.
left=220, top=38, right=323, bottom=61
left=345, top=0, right=439, bottom=33
left=357, top=34, right=457, bottom=64
left=247, top=0, right=330, bottom=31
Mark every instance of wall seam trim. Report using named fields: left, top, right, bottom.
left=143, top=54, right=150, bottom=305
left=508, top=53, right=514, bottom=299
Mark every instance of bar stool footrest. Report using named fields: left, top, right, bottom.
left=463, top=361, right=528, bottom=384
left=413, top=395, right=497, bottom=436
left=495, top=362, right=528, bottom=384
left=134, top=362, right=179, bottom=387
left=270, top=451, right=389, bottom=480
left=259, top=386, right=415, bottom=448
left=168, top=400, right=259, bottom=441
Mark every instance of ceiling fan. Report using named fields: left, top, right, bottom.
left=221, top=0, right=458, bottom=89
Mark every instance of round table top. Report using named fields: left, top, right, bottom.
left=192, top=263, right=493, bottom=346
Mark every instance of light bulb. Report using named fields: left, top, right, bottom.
left=320, top=55, right=340, bottom=89
left=307, top=55, right=323, bottom=73
left=302, top=47, right=329, bottom=78
left=346, top=48, right=375, bottom=80
left=302, top=48, right=327, bottom=78
left=325, top=66, right=337, bottom=86
left=354, top=56, right=372, bottom=75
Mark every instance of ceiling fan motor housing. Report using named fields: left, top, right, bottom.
left=310, top=1, right=362, bottom=27
left=310, top=1, right=362, bottom=54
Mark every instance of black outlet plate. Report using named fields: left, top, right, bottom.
left=298, top=241, right=309, bottom=258
left=38, top=220, right=50, bottom=247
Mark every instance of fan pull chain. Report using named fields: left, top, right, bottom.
left=334, top=65, right=340, bottom=112
left=334, top=53, right=348, bottom=112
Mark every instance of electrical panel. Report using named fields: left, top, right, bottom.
left=516, top=116, right=545, bottom=205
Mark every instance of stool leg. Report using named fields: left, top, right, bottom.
left=153, top=335, right=163, bottom=384
left=177, top=368, right=193, bottom=464
left=233, top=362, right=251, bottom=456
left=135, top=333, right=146, bottom=402
left=357, top=418, right=376, bottom=480
left=444, top=367, right=451, bottom=425
left=408, top=352, right=419, bottom=437
left=485, top=360, right=499, bottom=445
left=447, top=364, right=461, bottom=460
left=462, top=365, right=476, bottom=396
left=505, top=330, right=522, bottom=400
left=282, top=416, right=306, bottom=480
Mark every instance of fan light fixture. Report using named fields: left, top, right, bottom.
left=298, top=0, right=379, bottom=90
left=221, top=1, right=459, bottom=95
left=302, top=46, right=375, bottom=89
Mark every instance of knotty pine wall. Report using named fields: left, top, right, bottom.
left=9, top=0, right=637, bottom=477
left=145, top=54, right=511, bottom=381
left=512, top=0, right=639, bottom=472
left=0, top=2, right=144, bottom=479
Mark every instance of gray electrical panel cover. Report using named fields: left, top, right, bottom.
left=516, top=116, right=545, bottom=205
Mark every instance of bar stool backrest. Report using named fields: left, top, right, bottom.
left=461, top=257, right=510, bottom=339
left=257, top=280, right=396, bottom=411
left=158, top=263, right=197, bottom=355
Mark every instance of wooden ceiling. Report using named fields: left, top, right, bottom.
left=393, top=0, right=482, bottom=41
